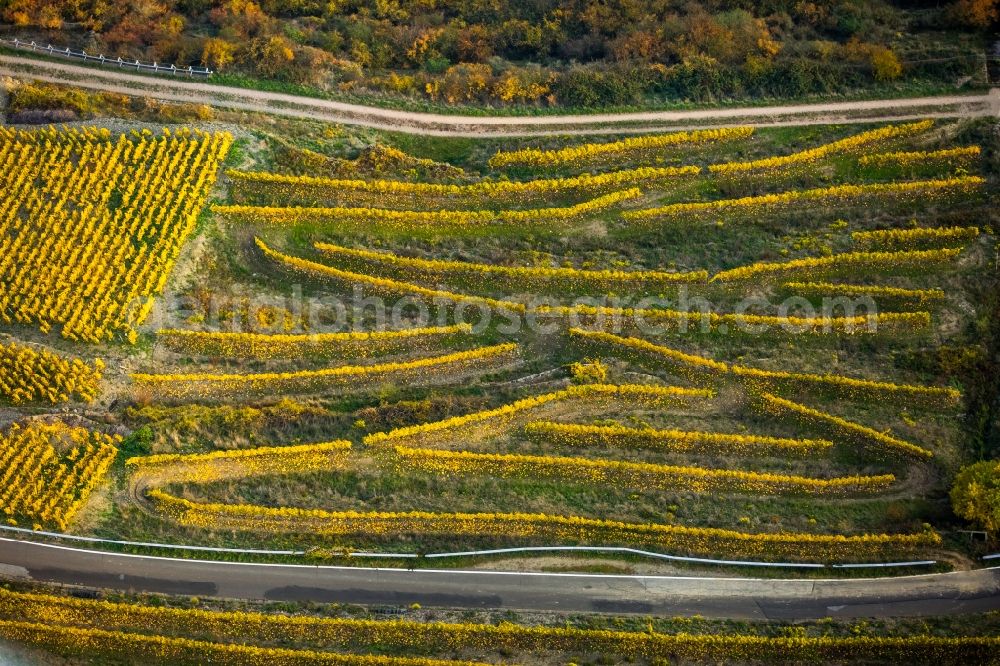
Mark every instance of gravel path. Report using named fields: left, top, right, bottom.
left=1, top=54, right=998, bottom=137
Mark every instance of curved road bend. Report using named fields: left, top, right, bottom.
left=1, top=539, right=998, bottom=619
left=1, top=54, right=998, bottom=137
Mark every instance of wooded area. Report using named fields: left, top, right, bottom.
left=0, top=2, right=997, bottom=110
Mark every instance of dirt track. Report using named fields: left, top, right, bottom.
left=2, top=53, right=998, bottom=136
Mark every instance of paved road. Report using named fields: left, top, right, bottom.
left=2, top=539, right=999, bottom=619
left=1, top=54, right=998, bottom=137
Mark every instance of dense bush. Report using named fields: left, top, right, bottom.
left=951, top=460, right=1000, bottom=532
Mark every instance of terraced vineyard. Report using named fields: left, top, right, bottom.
left=1, top=586, right=999, bottom=665
left=0, top=118, right=997, bottom=578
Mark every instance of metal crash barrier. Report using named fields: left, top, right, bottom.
left=2, top=38, right=213, bottom=77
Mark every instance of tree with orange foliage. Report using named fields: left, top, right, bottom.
left=953, top=0, right=999, bottom=27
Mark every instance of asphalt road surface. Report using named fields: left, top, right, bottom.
left=2, top=539, right=999, bottom=619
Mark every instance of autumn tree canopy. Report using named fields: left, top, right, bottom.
left=0, top=0, right=990, bottom=106
left=951, top=460, right=1000, bottom=533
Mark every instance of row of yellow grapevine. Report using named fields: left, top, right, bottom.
left=147, top=488, right=938, bottom=561
left=314, top=240, right=708, bottom=294
left=523, top=421, right=833, bottom=457
left=780, top=282, right=946, bottom=310
left=488, top=127, right=755, bottom=168
left=707, top=120, right=934, bottom=176
left=0, top=127, right=232, bottom=342
left=710, top=248, right=961, bottom=283
left=127, top=441, right=352, bottom=487
left=364, top=384, right=713, bottom=449
left=0, top=339, right=103, bottom=404
left=0, top=620, right=481, bottom=666
left=261, top=239, right=932, bottom=336
left=858, top=145, right=981, bottom=169
left=390, top=445, right=894, bottom=496
left=226, top=164, right=699, bottom=208
left=851, top=225, right=980, bottom=251
left=569, top=328, right=958, bottom=413
left=156, top=323, right=473, bottom=360
left=0, top=420, right=119, bottom=530
left=623, top=176, right=984, bottom=224
left=130, top=342, right=519, bottom=401
left=5, top=588, right=999, bottom=662
left=753, top=392, right=933, bottom=461
left=214, top=188, right=639, bottom=231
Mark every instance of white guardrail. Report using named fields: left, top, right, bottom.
left=0, top=524, right=942, bottom=569
left=1, top=38, right=213, bottom=77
